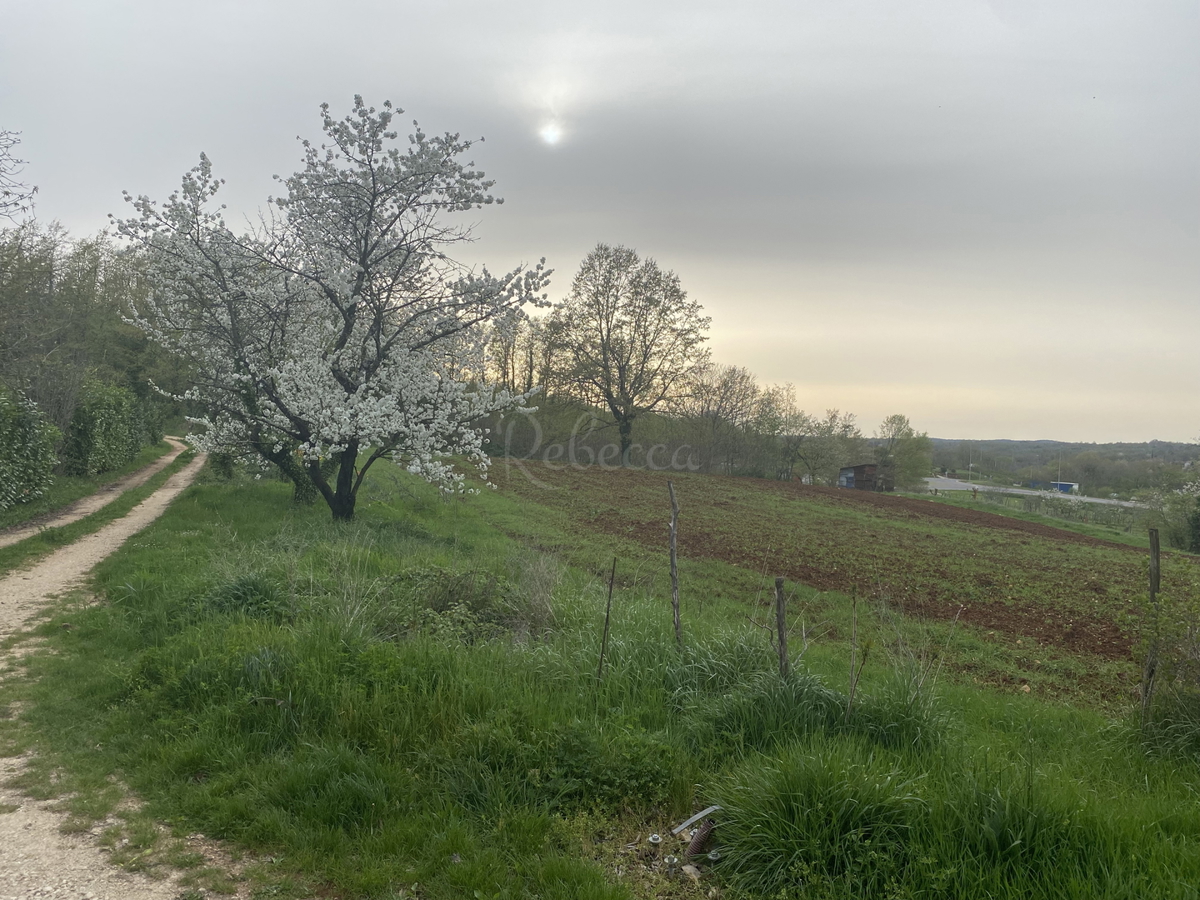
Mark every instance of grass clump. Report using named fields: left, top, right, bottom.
left=716, top=739, right=923, bottom=897
left=716, top=734, right=1200, bottom=899
left=202, top=572, right=295, bottom=622
left=684, top=670, right=942, bottom=764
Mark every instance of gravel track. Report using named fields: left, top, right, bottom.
left=0, top=450, right=218, bottom=900
left=0, top=438, right=189, bottom=551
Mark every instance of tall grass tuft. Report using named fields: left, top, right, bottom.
left=716, top=738, right=923, bottom=897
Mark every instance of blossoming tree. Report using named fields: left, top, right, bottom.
left=115, top=97, right=549, bottom=519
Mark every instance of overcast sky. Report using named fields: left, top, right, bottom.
left=2, top=0, right=1197, bottom=442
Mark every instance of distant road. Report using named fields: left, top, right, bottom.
left=922, top=476, right=1146, bottom=509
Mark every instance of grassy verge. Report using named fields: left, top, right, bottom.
left=0, top=449, right=195, bottom=577
left=0, top=440, right=176, bottom=532
left=3, top=465, right=1200, bottom=898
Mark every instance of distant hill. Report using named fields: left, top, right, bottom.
left=929, top=438, right=1198, bottom=467
left=928, top=438, right=1199, bottom=496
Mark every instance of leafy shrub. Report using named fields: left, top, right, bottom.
left=206, top=451, right=236, bottom=481
left=386, top=566, right=556, bottom=641
left=1152, top=481, right=1200, bottom=552
left=60, top=380, right=148, bottom=476
left=0, top=385, right=58, bottom=509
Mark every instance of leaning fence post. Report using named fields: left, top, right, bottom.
left=775, top=577, right=789, bottom=678
left=668, top=480, right=682, bottom=647
left=597, top=558, right=617, bottom=680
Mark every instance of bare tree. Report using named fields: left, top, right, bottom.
left=548, top=244, right=709, bottom=462
left=683, top=362, right=759, bottom=472
left=0, top=131, right=37, bottom=221
left=754, top=383, right=813, bottom=480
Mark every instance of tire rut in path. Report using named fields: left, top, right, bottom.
left=0, top=450, right=225, bottom=900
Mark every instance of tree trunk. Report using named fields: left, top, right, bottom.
left=291, top=474, right=321, bottom=505
left=329, top=442, right=360, bottom=520
left=276, top=450, right=336, bottom=506
left=618, top=416, right=634, bottom=466
left=256, top=437, right=322, bottom=506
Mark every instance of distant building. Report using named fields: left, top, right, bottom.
left=1049, top=481, right=1080, bottom=494
left=839, top=463, right=890, bottom=492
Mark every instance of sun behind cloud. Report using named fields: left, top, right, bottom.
left=538, top=121, right=564, bottom=145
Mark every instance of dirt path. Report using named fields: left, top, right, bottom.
left=0, top=450, right=221, bottom=900
left=0, top=754, right=181, bottom=900
left=0, top=437, right=189, bottom=551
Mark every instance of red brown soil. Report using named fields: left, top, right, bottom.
left=495, top=465, right=1182, bottom=662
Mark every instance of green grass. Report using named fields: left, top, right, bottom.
left=909, top=488, right=1156, bottom=550
left=3, top=463, right=1200, bottom=898
left=0, top=448, right=194, bottom=576
left=484, top=465, right=1192, bottom=707
left=0, top=439, right=175, bottom=531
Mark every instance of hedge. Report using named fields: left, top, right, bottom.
left=0, top=386, right=59, bottom=510
left=60, top=380, right=156, bottom=477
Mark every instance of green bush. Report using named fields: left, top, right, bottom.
left=0, top=386, right=59, bottom=509
left=60, top=380, right=149, bottom=476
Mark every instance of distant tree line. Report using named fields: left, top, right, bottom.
left=484, top=244, right=932, bottom=490
left=0, top=219, right=179, bottom=506
left=2, top=109, right=933, bottom=520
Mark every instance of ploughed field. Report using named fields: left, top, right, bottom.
left=493, top=465, right=1197, bottom=665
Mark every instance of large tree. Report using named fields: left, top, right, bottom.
left=874, top=413, right=933, bottom=490
left=547, top=244, right=709, bottom=462
left=116, top=97, right=549, bottom=519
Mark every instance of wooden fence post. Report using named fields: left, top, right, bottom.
left=775, top=577, right=789, bottom=678
left=597, top=558, right=617, bottom=680
left=1142, top=528, right=1162, bottom=727
left=668, top=480, right=682, bottom=647
left=1149, top=528, right=1161, bottom=601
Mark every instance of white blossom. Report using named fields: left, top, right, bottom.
left=114, top=97, right=550, bottom=518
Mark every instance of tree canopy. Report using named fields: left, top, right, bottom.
left=116, top=97, right=549, bottom=519
left=874, top=413, right=933, bottom=490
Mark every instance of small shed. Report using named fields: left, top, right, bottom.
left=1049, top=481, right=1080, bottom=494
left=839, top=464, right=879, bottom=491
